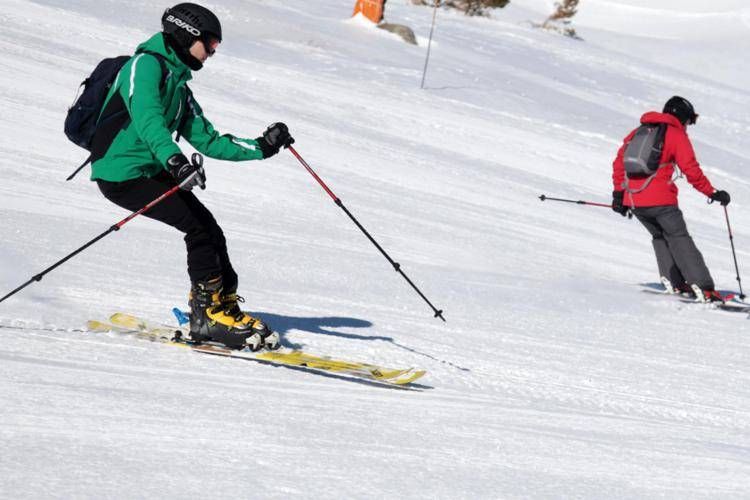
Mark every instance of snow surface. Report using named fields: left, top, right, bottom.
left=2, top=0, right=750, bottom=497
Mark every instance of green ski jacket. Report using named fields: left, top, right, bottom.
left=90, top=33, right=264, bottom=182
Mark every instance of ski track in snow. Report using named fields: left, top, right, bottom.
left=2, top=0, right=750, bottom=498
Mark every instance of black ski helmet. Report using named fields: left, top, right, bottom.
left=663, top=96, right=698, bottom=125
left=162, top=3, right=222, bottom=49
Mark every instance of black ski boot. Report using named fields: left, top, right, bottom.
left=189, top=277, right=264, bottom=350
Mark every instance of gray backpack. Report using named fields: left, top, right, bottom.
left=623, top=123, right=667, bottom=177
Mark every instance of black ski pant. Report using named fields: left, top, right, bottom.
left=97, top=172, right=238, bottom=290
left=633, top=205, right=714, bottom=290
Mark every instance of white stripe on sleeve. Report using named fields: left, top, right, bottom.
left=129, top=54, right=144, bottom=99
left=231, top=138, right=258, bottom=151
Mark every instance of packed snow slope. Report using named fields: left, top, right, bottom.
left=2, top=0, right=750, bottom=497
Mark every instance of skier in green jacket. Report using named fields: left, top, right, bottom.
left=92, top=3, right=293, bottom=350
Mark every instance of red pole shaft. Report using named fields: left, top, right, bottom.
left=288, top=145, right=339, bottom=202
left=115, top=184, right=181, bottom=229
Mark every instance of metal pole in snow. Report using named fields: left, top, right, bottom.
left=420, top=0, right=440, bottom=89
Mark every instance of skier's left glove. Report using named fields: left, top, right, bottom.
left=256, top=122, right=295, bottom=159
left=612, top=191, right=629, bottom=217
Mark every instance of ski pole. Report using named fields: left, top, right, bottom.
left=722, top=205, right=745, bottom=299
left=539, top=194, right=633, bottom=218
left=539, top=194, right=612, bottom=208
left=287, top=145, right=445, bottom=322
left=0, top=165, right=197, bottom=305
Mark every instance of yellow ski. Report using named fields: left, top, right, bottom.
left=97, top=312, right=426, bottom=386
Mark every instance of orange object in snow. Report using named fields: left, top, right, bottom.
left=353, top=0, right=385, bottom=24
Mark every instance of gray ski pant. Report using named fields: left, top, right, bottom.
left=633, top=205, right=714, bottom=290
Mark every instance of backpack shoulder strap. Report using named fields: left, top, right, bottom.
left=175, top=84, right=194, bottom=143
left=655, top=123, right=672, bottom=168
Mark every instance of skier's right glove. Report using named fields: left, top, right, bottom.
left=612, top=191, right=629, bottom=217
left=256, top=122, right=295, bottom=159
left=710, top=190, right=731, bottom=206
left=168, top=153, right=206, bottom=191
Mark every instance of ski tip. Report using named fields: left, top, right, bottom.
left=388, top=369, right=427, bottom=385
left=86, top=320, right=112, bottom=332
left=172, top=307, right=190, bottom=326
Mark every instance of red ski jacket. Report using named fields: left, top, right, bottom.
left=612, top=112, right=715, bottom=207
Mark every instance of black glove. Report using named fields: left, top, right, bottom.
left=710, top=190, right=730, bottom=206
left=167, top=153, right=206, bottom=191
left=612, top=191, right=629, bottom=217
left=256, top=122, right=294, bottom=158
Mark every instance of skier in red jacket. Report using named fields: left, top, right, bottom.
left=612, top=96, right=730, bottom=302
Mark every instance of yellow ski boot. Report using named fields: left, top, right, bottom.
left=220, top=290, right=280, bottom=350
left=189, top=277, right=265, bottom=350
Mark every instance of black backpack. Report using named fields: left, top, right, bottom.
left=622, top=123, right=667, bottom=177
left=64, top=50, right=169, bottom=180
